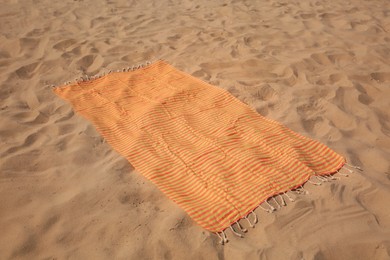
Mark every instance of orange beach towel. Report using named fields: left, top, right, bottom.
left=53, top=60, right=346, bottom=237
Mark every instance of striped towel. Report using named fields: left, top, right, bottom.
left=53, top=60, right=346, bottom=236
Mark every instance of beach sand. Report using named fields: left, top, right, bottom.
left=1, top=0, right=390, bottom=259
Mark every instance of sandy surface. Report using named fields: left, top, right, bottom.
left=1, top=0, right=390, bottom=259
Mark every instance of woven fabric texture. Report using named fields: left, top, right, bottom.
left=54, top=60, right=345, bottom=232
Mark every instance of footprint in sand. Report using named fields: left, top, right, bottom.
left=19, top=37, right=40, bottom=53
left=255, top=84, right=278, bottom=101
left=0, top=50, right=11, bottom=59
left=26, top=28, right=48, bottom=37
left=15, top=62, right=41, bottom=80
left=354, top=83, right=374, bottom=105
left=301, top=116, right=327, bottom=135
left=191, top=69, right=211, bottom=81
left=370, top=72, right=390, bottom=83
left=300, top=13, right=316, bottom=19
left=310, top=52, right=333, bottom=66
left=53, top=39, right=77, bottom=51
left=76, top=54, right=103, bottom=73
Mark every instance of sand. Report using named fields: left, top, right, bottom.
left=1, top=0, right=390, bottom=259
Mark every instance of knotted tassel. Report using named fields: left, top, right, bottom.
left=230, top=225, right=244, bottom=238
left=245, top=215, right=255, bottom=228
left=216, top=232, right=224, bottom=245
left=345, top=163, right=363, bottom=171
left=326, top=174, right=340, bottom=180
left=236, top=220, right=247, bottom=233
left=266, top=200, right=276, bottom=212
left=272, top=197, right=282, bottom=209
left=308, top=179, right=322, bottom=186
left=316, top=175, right=329, bottom=182
left=259, top=204, right=273, bottom=213
left=278, top=194, right=286, bottom=206
left=216, top=230, right=229, bottom=245
left=283, top=191, right=295, bottom=202
left=299, top=185, right=309, bottom=194
left=251, top=210, right=258, bottom=224
left=343, top=167, right=354, bottom=174
left=221, top=230, right=228, bottom=243
left=337, top=169, right=349, bottom=177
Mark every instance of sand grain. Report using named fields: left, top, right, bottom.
left=1, top=0, right=390, bottom=259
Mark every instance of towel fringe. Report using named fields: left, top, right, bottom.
left=214, top=161, right=362, bottom=245
left=258, top=204, right=272, bottom=213
left=216, top=231, right=228, bottom=245
left=345, top=163, right=363, bottom=171
left=236, top=220, right=247, bottom=233
left=251, top=210, right=258, bottom=224
left=216, top=232, right=223, bottom=244
left=265, top=200, right=276, bottom=212
left=229, top=225, right=244, bottom=238
left=293, top=185, right=309, bottom=195
left=337, top=170, right=349, bottom=177
left=316, top=175, right=329, bottom=182
left=278, top=194, right=287, bottom=206
left=308, top=179, right=322, bottom=186
left=244, top=215, right=255, bottom=228
left=301, top=185, right=309, bottom=194
left=272, top=197, right=282, bottom=209
left=221, top=230, right=228, bottom=244
left=51, top=60, right=154, bottom=88
left=344, top=167, right=354, bottom=174
left=283, top=191, right=295, bottom=202
left=326, top=174, right=340, bottom=180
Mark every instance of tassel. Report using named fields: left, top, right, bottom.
left=258, top=204, right=272, bottom=213
left=316, top=175, right=329, bottom=182
left=236, top=221, right=247, bottom=233
left=283, top=191, right=295, bottom=202
left=338, top=170, right=349, bottom=177
left=230, top=225, right=244, bottom=238
left=245, top=216, right=255, bottom=228
left=216, top=232, right=224, bottom=245
left=308, top=179, right=322, bottom=186
left=251, top=210, right=258, bottom=224
left=299, top=185, right=309, bottom=194
left=293, top=186, right=305, bottom=195
left=278, top=194, right=286, bottom=206
left=344, top=167, right=354, bottom=174
left=266, top=200, right=276, bottom=212
left=221, top=230, right=228, bottom=243
left=345, top=163, right=363, bottom=171
left=327, top=174, right=340, bottom=180
left=272, top=197, right=281, bottom=209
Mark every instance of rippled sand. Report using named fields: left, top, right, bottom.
left=1, top=0, right=389, bottom=259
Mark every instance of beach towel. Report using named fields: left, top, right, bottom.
left=53, top=60, right=351, bottom=242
